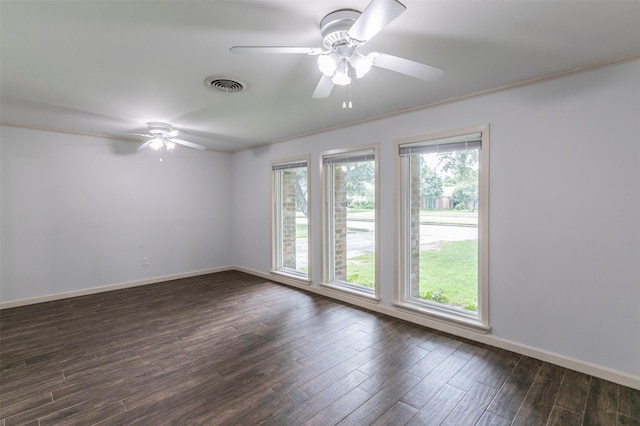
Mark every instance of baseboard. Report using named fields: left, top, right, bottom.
left=236, top=265, right=640, bottom=391
left=0, top=266, right=233, bottom=309
left=3, top=264, right=638, bottom=390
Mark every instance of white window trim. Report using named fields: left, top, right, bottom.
left=270, top=155, right=311, bottom=284
left=320, top=143, right=380, bottom=303
left=393, top=125, right=490, bottom=331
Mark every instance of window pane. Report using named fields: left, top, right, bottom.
left=408, top=148, right=479, bottom=312
left=329, top=157, right=375, bottom=289
left=274, top=163, right=308, bottom=276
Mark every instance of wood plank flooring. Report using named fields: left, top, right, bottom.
left=1, top=271, right=638, bottom=425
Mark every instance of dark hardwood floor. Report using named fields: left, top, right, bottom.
left=1, top=271, right=638, bottom=425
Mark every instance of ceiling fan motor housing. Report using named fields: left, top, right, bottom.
left=147, top=122, right=173, bottom=135
left=320, top=9, right=361, bottom=49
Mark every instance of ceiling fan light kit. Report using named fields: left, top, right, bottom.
left=350, top=53, right=375, bottom=78
left=229, top=0, right=444, bottom=103
left=317, top=53, right=340, bottom=76
left=316, top=46, right=376, bottom=86
left=149, top=136, right=166, bottom=150
left=332, top=59, right=352, bottom=86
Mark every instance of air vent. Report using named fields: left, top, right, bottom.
left=204, top=76, right=246, bottom=93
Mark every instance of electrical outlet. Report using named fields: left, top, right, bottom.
left=142, top=257, right=149, bottom=266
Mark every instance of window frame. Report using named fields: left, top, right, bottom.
left=394, top=125, right=490, bottom=331
left=270, top=155, right=311, bottom=283
left=320, top=143, right=380, bottom=302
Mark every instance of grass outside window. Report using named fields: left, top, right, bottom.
left=347, top=239, right=478, bottom=311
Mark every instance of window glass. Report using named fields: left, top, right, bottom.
left=272, top=158, right=309, bottom=278
left=398, top=129, right=488, bottom=328
left=323, top=148, right=377, bottom=295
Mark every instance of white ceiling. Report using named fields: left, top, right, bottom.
left=1, top=0, right=639, bottom=152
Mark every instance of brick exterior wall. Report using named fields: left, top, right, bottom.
left=281, top=170, right=297, bottom=269
left=333, top=166, right=347, bottom=281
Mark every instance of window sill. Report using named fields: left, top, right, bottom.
left=270, top=270, right=311, bottom=285
left=393, top=300, right=490, bottom=334
left=320, top=281, right=380, bottom=304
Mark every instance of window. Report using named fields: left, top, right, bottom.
left=396, top=126, right=489, bottom=330
left=321, top=145, right=379, bottom=300
left=271, top=157, right=310, bottom=280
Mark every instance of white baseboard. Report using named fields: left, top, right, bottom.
left=3, top=264, right=638, bottom=390
left=0, top=266, right=233, bottom=309
left=235, top=265, right=640, bottom=391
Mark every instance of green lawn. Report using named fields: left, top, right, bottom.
left=346, top=209, right=375, bottom=220
left=419, top=210, right=477, bottom=226
left=418, top=240, right=478, bottom=311
left=346, top=255, right=376, bottom=288
left=347, top=240, right=478, bottom=311
left=296, top=224, right=308, bottom=239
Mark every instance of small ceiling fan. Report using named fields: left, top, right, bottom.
left=230, top=0, right=443, bottom=99
left=118, top=122, right=207, bottom=151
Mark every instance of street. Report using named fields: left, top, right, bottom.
left=294, top=219, right=477, bottom=268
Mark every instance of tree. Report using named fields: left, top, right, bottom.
left=438, top=150, right=478, bottom=182
left=419, top=157, right=443, bottom=201
left=437, top=149, right=479, bottom=212
left=451, top=181, right=478, bottom=212
left=295, top=169, right=308, bottom=217
left=344, top=161, right=375, bottom=207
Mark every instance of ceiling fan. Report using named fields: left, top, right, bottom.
left=230, top=0, right=444, bottom=99
left=117, top=122, right=207, bottom=152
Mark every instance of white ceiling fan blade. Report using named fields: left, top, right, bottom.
left=107, top=132, right=152, bottom=139
left=171, top=138, right=207, bottom=150
left=372, top=53, right=444, bottom=81
left=136, top=140, right=152, bottom=151
left=312, top=75, right=335, bottom=99
left=230, top=46, right=322, bottom=55
left=347, top=0, right=406, bottom=45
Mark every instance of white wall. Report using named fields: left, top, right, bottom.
left=232, top=60, right=640, bottom=380
left=0, top=126, right=233, bottom=303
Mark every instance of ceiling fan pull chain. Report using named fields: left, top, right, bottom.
left=349, top=83, right=353, bottom=109
left=342, top=84, right=347, bottom=109
left=342, top=84, right=353, bottom=110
